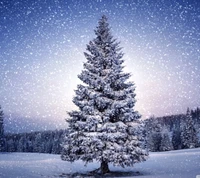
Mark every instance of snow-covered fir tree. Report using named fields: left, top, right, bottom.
left=160, top=127, right=173, bottom=151
left=172, top=125, right=181, bottom=150
left=61, top=15, right=148, bottom=174
left=0, top=106, right=5, bottom=152
left=34, top=133, right=43, bottom=153
left=181, top=108, right=198, bottom=149
left=145, top=117, right=162, bottom=152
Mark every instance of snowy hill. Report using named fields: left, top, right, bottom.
left=0, top=148, right=200, bottom=178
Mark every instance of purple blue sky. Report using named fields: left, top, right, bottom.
left=0, top=0, right=200, bottom=132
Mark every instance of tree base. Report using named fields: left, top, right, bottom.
left=89, top=161, right=110, bottom=175
left=100, top=161, right=110, bottom=174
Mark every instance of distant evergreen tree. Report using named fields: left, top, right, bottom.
left=172, top=125, right=181, bottom=150
left=191, top=107, right=200, bottom=141
left=34, top=133, right=43, bottom=153
left=7, top=138, right=15, bottom=152
left=160, top=128, right=173, bottom=151
left=18, top=136, right=26, bottom=152
left=0, top=106, right=5, bottom=152
left=52, top=130, right=64, bottom=154
left=181, top=108, right=198, bottom=149
left=61, top=15, right=148, bottom=174
left=146, top=117, right=162, bottom=152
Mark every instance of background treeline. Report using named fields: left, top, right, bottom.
left=4, top=129, right=66, bottom=154
left=144, top=107, right=200, bottom=152
left=1, top=107, right=200, bottom=154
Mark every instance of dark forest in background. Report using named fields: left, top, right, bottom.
left=144, top=108, right=200, bottom=152
left=4, top=129, right=66, bottom=154
left=1, top=107, right=200, bottom=154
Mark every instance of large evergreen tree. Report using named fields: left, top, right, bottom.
left=61, top=16, right=148, bottom=174
left=0, top=106, right=5, bottom=152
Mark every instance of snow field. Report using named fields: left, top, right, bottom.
left=0, top=148, right=200, bottom=178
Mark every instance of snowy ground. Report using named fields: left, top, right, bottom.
left=0, top=148, right=200, bottom=178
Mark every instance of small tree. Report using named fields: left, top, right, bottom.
left=61, top=15, right=148, bottom=174
left=145, top=117, right=162, bottom=152
left=33, top=133, right=43, bottom=153
left=181, top=108, right=198, bottom=149
left=160, top=128, right=173, bottom=151
left=172, top=125, right=181, bottom=150
left=0, top=106, right=5, bottom=152
left=18, top=136, right=27, bottom=152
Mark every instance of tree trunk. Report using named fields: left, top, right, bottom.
left=100, top=161, right=110, bottom=174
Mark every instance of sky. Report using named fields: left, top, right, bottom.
left=0, top=0, right=200, bottom=132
